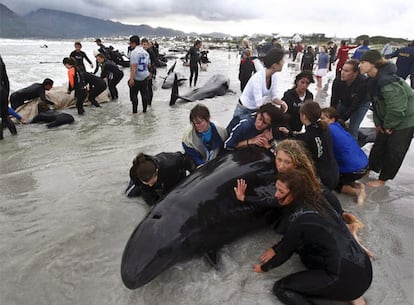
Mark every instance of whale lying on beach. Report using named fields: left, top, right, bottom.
left=161, top=61, right=187, bottom=89
left=121, top=147, right=276, bottom=289
left=169, top=73, right=234, bottom=105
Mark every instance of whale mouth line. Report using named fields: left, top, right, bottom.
left=152, top=214, right=162, bottom=219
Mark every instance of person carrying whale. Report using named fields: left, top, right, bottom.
left=9, top=78, right=54, bottom=110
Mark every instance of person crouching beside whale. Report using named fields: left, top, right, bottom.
left=9, top=78, right=54, bottom=110
left=250, top=169, right=372, bottom=305
left=125, top=152, right=195, bottom=206
left=182, top=104, right=227, bottom=168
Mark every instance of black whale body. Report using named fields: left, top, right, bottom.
left=121, top=147, right=276, bottom=289
left=169, top=73, right=233, bottom=105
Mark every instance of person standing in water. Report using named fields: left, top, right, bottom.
left=69, top=42, right=93, bottom=72
left=128, top=35, right=150, bottom=114
left=359, top=50, right=414, bottom=188
left=185, top=40, right=202, bottom=87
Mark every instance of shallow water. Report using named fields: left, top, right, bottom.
left=1, top=39, right=413, bottom=305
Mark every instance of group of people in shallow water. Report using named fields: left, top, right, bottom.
left=124, top=47, right=413, bottom=305
left=2, top=38, right=414, bottom=304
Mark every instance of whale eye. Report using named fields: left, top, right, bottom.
left=152, top=214, right=162, bottom=219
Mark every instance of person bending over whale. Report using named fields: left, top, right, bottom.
left=234, top=139, right=373, bottom=258
left=82, top=71, right=107, bottom=107
left=125, top=152, right=195, bottom=206
left=250, top=169, right=372, bottom=305
left=31, top=103, right=74, bottom=128
left=225, top=103, right=287, bottom=151
left=9, top=78, right=54, bottom=110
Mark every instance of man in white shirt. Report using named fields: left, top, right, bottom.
left=128, top=35, right=151, bottom=113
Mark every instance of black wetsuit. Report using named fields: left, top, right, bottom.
left=239, top=57, right=256, bottom=92
left=300, top=51, right=315, bottom=71
left=185, top=46, right=201, bottom=86
left=82, top=72, right=107, bottom=107
left=126, top=152, right=195, bottom=206
left=331, top=74, right=369, bottom=121
left=9, top=83, right=53, bottom=110
left=282, top=88, right=314, bottom=132
left=293, top=125, right=339, bottom=190
left=68, top=67, right=87, bottom=115
left=146, top=47, right=159, bottom=105
left=31, top=110, right=74, bottom=128
left=69, top=50, right=93, bottom=72
left=100, top=60, right=124, bottom=99
left=261, top=203, right=372, bottom=305
left=0, top=55, right=16, bottom=138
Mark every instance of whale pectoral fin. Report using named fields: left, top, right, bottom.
left=203, top=250, right=221, bottom=271
left=169, top=74, right=179, bottom=106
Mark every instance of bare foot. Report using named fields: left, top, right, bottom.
left=366, top=179, right=385, bottom=188
left=356, top=184, right=366, bottom=206
left=350, top=296, right=366, bottom=305
left=343, top=212, right=365, bottom=229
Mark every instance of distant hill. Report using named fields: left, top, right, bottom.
left=0, top=4, right=202, bottom=39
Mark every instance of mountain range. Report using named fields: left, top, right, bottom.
left=0, top=3, right=214, bottom=39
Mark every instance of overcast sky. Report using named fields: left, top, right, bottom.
left=3, top=0, right=413, bottom=39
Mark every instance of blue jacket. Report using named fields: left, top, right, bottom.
left=224, top=116, right=261, bottom=150
left=352, top=45, right=370, bottom=60
left=388, top=45, right=414, bottom=79
left=328, top=122, right=368, bottom=173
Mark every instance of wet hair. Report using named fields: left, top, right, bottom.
left=244, top=49, right=252, bottom=57
left=95, top=53, right=105, bottom=60
left=299, top=101, right=328, bottom=131
left=294, top=71, right=314, bottom=87
left=263, top=48, right=285, bottom=68
left=343, top=59, right=360, bottom=72
left=321, top=107, right=348, bottom=130
left=130, top=35, right=140, bottom=45
left=74, top=41, right=82, bottom=47
left=42, top=78, right=54, bottom=86
left=129, top=153, right=158, bottom=183
left=189, top=104, right=210, bottom=123
left=257, top=103, right=287, bottom=127
left=62, top=57, right=77, bottom=67
left=275, top=139, right=319, bottom=187
left=276, top=168, right=328, bottom=214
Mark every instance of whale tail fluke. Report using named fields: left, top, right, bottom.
left=169, top=74, right=179, bottom=106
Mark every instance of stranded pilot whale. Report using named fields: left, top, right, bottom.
left=169, top=73, right=234, bottom=105
left=121, top=146, right=276, bottom=289
left=161, top=61, right=187, bottom=89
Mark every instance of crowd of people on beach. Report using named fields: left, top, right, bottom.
left=1, top=35, right=414, bottom=305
